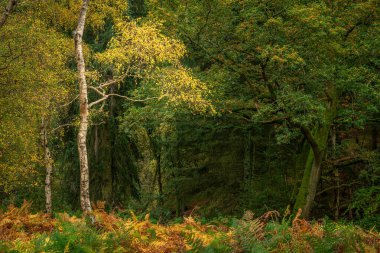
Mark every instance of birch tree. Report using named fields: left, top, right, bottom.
left=74, top=0, right=92, bottom=213
left=72, top=0, right=213, bottom=213
left=40, top=118, right=53, bottom=214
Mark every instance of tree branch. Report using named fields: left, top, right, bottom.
left=98, top=72, right=130, bottom=88
left=50, top=123, right=76, bottom=133
left=106, top=93, right=159, bottom=102
left=316, top=181, right=360, bottom=196
left=0, top=0, right=17, bottom=29
left=88, top=95, right=109, bottom=108
left=327, top=155, right=367, bottom=167
left=293, top=123, right=321, bottom=159
left=88, top=93, right=159, bottom=108
left=58, top=95, right=79, bottom=108
left=88, top=85, right=105, bottom=96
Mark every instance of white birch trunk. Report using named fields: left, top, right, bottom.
left=41, top=118, right=53, bottom=214
left=74, top=0, right=92, bottom=214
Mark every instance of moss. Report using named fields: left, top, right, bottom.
left=294, top=100, right=337, bottom=213
left=294, top=148, right=314, bottom=212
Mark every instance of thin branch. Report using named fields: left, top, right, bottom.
left=88, top=85, right=105, bottom=96
left=0, top=51, right=23, bottom=71
left=58, top=95, right=79, bottom=108
left=291, top=122, right=321, bottom=159
left=316, top=181, right=360, bottom=196
left=98, top=72, right=130, bottom=88
left=88, top=93, right=159, bottom=108
left=260, top=117, right=289, bottom=124
left=326, top=156, right=366, bottom=167
left=88, top=95, right=109, bottom=108
left=107, top=93, right=159, bottom=102
left=91, top=121, right=105, bottom=126
left=50, top=123, right=76, bottom=133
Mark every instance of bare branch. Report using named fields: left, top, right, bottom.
left=88, top=85, right=105, bottom=96
left=50, top=123, right=76, bottom=133
left=88, top=95, right=109, bottom=108
left=88, top=93, right=159, bottom=108
left=98, top=72, right=130, bottom=88
left=316, top=181, right=360, bottom=196
left=107, top=93, right=159, bottom=102
left=58, top=95, right=79, bottom=108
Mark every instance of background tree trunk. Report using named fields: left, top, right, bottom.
left=41, top=118, right=53, bottom=214
left=0, top=0, right=17, bottom=29
left=302, top=153, right=322, bottom=218
left=74, top=0, right=92, bottom=214
left=157, top=151, right=164, bottom=207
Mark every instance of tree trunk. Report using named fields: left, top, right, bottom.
left=294, top=91, right=337, bottom=218
left=372, top=125, right=378, bottom=150
left=243, top=129, right=253, bottom=189
left=74, top=0, right=92, bottom=214
left=294, top=124, right=331, bottom=218
left=41, top=118, right=53, bottom=214
left=0, top=0, right=17, bottom=29
left=157, top=151, right=164, bottom=207
left=302, top=152, right=322, bottom=218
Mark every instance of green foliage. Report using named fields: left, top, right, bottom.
left=0, top=0, right=379, bottom=233
left=34, top=222, right=99, bottom=252
left=351, top=186, right=380, bottom=217
left=0, top=2, right=75, bottom=195
left=350, top=152, right=380, bottom=220
left=1, top=204, right=379, bottom=253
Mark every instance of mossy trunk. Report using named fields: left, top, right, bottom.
left=294, top=93, right=337, bottom=218
left=243, top=129, right=254, bottom=190
left=294, top=127, right=328, bottom=218
left=290, top=140, right=313, bottom=202
left=157, top=152, right=164, bottom=207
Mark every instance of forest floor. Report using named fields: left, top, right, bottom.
left=0, top=202, right=379, bottom=253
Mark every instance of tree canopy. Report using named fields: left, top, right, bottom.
left=0, top=0, right=379, bottom=228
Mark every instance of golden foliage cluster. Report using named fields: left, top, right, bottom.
left=96, top=19, right=215, bottom=114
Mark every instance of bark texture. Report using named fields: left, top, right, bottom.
left=74, top=0, right=92, bottom=213
left=0, top=0, right=17, bottom=29
left=41, top=118, right=53, bottom=214
left=302, top=151, right=323, bottom=218
left=294, top=92, right=337, bottom=218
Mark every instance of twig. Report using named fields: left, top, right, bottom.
left=50, top=123, right=76, bottom=133
left=89, top=93, right=159, bottom=108
left=58, top=95, right=79, bottom=108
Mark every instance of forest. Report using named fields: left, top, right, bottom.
left=0, top=0, right=379, bottom=252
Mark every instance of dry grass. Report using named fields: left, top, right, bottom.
left=0, top=201, right=55, bottom=241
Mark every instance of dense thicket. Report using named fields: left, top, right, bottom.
left=0, top=0, right=379, bottom=228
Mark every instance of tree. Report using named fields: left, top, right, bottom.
left=0, top=3, right=74, bottom=205
left=72, top=0, right=213, bottom=213
left=40, top=118, right=53, bottom=214
left=74, top=0, right=92, bottom=214
left=149, top=0, right=379, bottom=218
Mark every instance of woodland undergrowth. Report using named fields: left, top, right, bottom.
left=0, top=201, right=379, bottom=252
